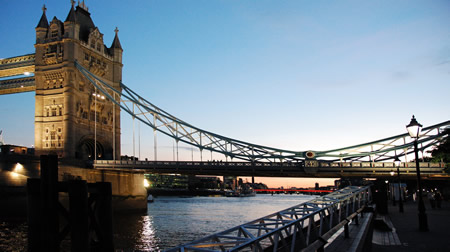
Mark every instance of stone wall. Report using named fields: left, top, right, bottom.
left=59, top=165, right=147, bottom=213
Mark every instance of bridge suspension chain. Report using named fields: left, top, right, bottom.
left=75, top=61, right=449, bottom=162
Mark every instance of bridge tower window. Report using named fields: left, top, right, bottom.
left=51, top=30, right=58, bottom=38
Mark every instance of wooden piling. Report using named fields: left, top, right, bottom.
left=26, top=155, right=115, bottom=251
left=96, top=182, right=114, bottom=251
left=40, top=155, right=59, bottom=252
left=68, top=180, right=90, bottom=251
left=27, top=178, right=41, bottom=252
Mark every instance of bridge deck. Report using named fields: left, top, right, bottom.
left=0, top=76, right=35, bottom=95
left=94, top=160, right=445, bottom=178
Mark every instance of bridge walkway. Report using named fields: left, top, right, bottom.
left=320, top=208, right=374, bottom=252
left=372, top=198, right=450, bottom=252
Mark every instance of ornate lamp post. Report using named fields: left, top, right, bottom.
left=394, top=156, right=404, bottom=213
left=406, top=115, right=428, bottom=231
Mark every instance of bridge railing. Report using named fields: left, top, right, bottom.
left=165, top=185, right=371, bottom=252
left=95, top=159, right=445, bottom=168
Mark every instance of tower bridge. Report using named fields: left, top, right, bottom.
left=1, top=2, right=449, bottom=211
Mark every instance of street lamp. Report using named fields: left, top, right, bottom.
left=394, top=156, right=404, bottom=213
left=390, top=170, right=396, bottom=206
left=406, top=115, right=428, bottom=231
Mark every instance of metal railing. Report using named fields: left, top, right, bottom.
left=166, top=186, right=371, bottom=252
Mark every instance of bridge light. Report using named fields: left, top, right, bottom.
left=406, top=115, right=422, bottom=138
left=390, top=170, right=395, bottom=176
left=15, top=163, right=24, bottom=172
left=143, top=178, right=150, bottom=188
left=24, top=72, right=31, bottom=76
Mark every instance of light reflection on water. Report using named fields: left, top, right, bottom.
left=113, top=194, right=316, bottom=251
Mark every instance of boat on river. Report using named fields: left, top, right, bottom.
left=225, top=185, right=256, bottom=197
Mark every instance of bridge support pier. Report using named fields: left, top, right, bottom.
left=59, top=164, right=147, bottom=213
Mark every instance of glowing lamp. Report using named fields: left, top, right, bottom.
left=406, top=115, right=422, bottom=139
left=143, top=179, right=150, bottom=188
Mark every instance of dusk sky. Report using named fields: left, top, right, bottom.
left=1, top=0, right=449, bottom=187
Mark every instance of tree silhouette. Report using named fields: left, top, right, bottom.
left=428, top=128, right=450, bottom=172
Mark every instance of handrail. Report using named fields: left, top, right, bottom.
left=165, top=186, right=371, bottom=252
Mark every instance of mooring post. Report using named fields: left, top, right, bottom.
left=27, top=178, right=41, bottom=252
left=344, top=222, right=349, bottom=238
left=40, top=155, right=59, bottom=252
left=96, top=182, right=114, bottom=251
left=69, top=180, right=89, bottom=251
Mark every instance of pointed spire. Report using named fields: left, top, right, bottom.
left=79, top=0, right=89, bottom=12
left=111, top=27, right=122, bottom=50
left=36, top=5, right=49, bottom=29
left=65, top=0, right=77, bottom=22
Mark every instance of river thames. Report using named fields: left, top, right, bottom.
left=113, top=194, right=316, bottom=251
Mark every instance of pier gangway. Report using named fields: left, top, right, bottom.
left=166, top=185, right=371, bottom=252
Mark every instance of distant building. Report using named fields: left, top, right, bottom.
left=145, top=174, right=189, bottom=189
left=189, top=176, right=221, bottom=190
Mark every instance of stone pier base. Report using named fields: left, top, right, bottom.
left=59, top=165, right=147, bottom=213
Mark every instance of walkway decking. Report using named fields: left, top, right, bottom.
left=372, top=198, right=450, bottom=252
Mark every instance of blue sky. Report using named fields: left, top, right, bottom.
left=1, top=0, right=449, bottom=187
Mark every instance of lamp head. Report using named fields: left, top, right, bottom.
left=406, top=115, right=422, bottom=138
left=394, top=156, right=401, bottom=167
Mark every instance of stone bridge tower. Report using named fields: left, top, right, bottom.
left=34, top=2, right=122, bottom=160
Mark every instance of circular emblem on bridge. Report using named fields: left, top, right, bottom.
left=305, top=151, right=316, bottom=159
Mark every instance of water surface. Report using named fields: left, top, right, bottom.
left=113, top=194, right=316, bottom=251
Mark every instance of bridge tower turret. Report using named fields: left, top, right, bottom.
left=34, top=2, right=122, bottom=161
left=35, top=5, right=49, bottom=44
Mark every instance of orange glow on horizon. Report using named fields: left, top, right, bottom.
left=241, top=177, right=337, bottom=188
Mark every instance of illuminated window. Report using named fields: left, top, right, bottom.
left=51, top=30, right=58, bottom=38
